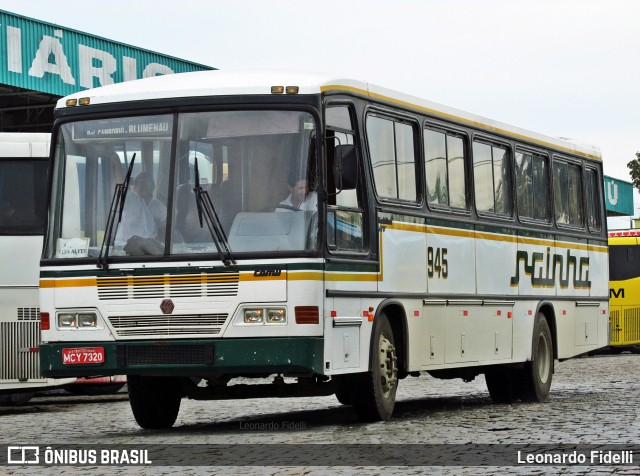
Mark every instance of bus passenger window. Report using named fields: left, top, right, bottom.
left=424, top=128, right=467, bottom=209
left=515, top=151, right=549, bottom=222
left=366, top=115, right=418, bottom=202
left=473, top=141, right=512, bottom=216
left=585, top=169, right=602, bottom=231
left=553, top=161, right=583, bottom=227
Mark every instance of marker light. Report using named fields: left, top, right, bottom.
left=271, top=86, right=285, bottom=94
left=79, top=97, right=91, bottom=106
left=65, top=99, right=78, bottom=107
left=40, top=312, right=50, bottom=331
left=295, top=306, right=319, bottom=324
left=285, top=86, right=299, bottom=94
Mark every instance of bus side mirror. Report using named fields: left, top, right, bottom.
left=334, top=144, right=357, bottom=191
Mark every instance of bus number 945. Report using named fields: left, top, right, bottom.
left=427, top=247, right=448, bottom=279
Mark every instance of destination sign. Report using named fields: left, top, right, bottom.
left=73, top=116, right=172, bottom=140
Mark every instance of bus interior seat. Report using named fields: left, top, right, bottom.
left=218, top=178, right=242, bottom=231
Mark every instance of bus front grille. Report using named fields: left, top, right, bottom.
left=108, top=314, right=228, bottom=337
left=125, top=343, right=214, bottom=365
left=97, top=273, right=239, bottom=300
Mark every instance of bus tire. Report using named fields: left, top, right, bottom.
left=519, top=313, right=554, bottom=402
left=352, top=314, right=398, bottom=421
left=127, top=375, right=182, bottom=429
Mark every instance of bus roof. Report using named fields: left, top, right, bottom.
left=57, top=69, right=602, bottom=161
left=0, top=132, right=51, bottom=157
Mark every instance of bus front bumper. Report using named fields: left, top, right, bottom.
left=40, top=338, right=324, bottom=378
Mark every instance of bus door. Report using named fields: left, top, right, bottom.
left=324, top=104, right=371, bottom=372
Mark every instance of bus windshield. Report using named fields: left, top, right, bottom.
left=45, top=110, right=318, bottom=261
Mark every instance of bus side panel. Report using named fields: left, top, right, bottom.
left=607, top=238, right=640, bottom=347
left=378, top=221, right=426, bottom=295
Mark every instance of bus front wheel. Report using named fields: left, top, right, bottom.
left=352, top=314, right=398, bottom=421
left=128, top=375, right=182, bottom=429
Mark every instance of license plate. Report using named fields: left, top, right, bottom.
left=62, top=347, right=105, bottom=365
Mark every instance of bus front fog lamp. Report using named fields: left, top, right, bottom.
left=244, top=309, right=264, bottom=323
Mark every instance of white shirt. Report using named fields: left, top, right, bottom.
left=277, top=191, right=317, bottom=212
left=114, top=191, right=166, bottom=246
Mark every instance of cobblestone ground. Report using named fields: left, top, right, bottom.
left=1, top=353, right=638, bottom=475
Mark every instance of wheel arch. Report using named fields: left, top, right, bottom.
left=373, top=300, right=408, bottom=376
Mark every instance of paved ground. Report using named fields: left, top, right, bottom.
left=1, top=352, right=638, bottom=475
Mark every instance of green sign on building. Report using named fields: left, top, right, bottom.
left=604, top=175, right=634, bottom=217
left=0, top=10, right=213, bottom=97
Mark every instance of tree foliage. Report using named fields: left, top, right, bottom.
left=627, top=152, right=640, bottom=192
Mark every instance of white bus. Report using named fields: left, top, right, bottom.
left=39, top=70, right=609, bottom=428
left=0, top=133, right=125, bottom=404
left=0, top=133, right=75, bottom=403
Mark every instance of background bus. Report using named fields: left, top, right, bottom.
left=39, top=70, right=608, bottom=428
left=608, top=230, right=640, bottom=353
left=0, top=133, right=124, bottom=404
left=0, top=133, right=75, bottom=403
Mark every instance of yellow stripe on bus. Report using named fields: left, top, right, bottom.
left=40, top=278, right=96, bottom=288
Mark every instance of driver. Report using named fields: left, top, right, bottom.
left=115, top=172, right=166, bottom=248
left=277, top=172, right=317, bottom=212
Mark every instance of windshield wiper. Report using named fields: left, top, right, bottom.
left=97, top=153, right=137, bottom=269
left=193, top=158, right=236, bottom=266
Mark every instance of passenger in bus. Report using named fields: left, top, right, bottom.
left=277, top=172, right=317, bottom=212
left=115, top=172, right=166, bottom=253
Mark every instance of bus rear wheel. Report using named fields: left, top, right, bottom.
left=486, top=313, right=553, bottom=403
left=128, top=376, right=182, bottom=429
left=519, top=313, right=554, bottom=402
left=352, top=314, right=398, bottom=421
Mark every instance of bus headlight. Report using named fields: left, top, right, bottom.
left=267, top=308, right=286, bottom=324
left=58, top=313, right=77, bottom=327
left=244, top=309, right=264, bottom=324
left=78, top=313, right=98, bottom=327
left=56, top=311, right=99, bottom=329
left=242, top=307, right=287, bottom=325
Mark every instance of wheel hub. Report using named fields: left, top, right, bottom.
left=379, top=335, right=398, bottom=397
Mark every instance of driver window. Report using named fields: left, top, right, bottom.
left=326, top=105, right=365, bottom=252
